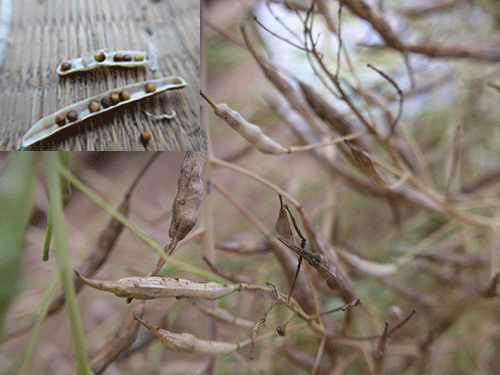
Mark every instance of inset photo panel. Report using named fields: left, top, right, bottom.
left=0, top=0, right=200, bottom=150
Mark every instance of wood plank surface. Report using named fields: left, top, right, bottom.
left=0, top=0, right=200, bottom=150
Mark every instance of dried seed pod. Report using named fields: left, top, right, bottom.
left=167, top=129, right=208, bottom=253
left=88, top=100, right=100, bottom=113
left=119, top=90, right=131, bottom=102
left=94, top=51, right=106, bottom=62
left=60, top=61, right=72, bottom=71
left=66, top=110, right=78, bottom=122
left=55, top=114, right=66, bottom=127
left=201, top=92, right=286, bottom=154
left=22, top=76, right=187, bottom=148
left=142, top=130, right=208, bottom=278
left=109, top=92, right=120, bottom=105
left=74, top=269, right=236, bottom=300
left=122, top=54, right=132, bottom=62
left=56, top=50, right=147, bottom=76
left=134, top=316, right=239, bottom=355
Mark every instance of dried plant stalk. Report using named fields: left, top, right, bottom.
left=88, top=301, right=146, bottom=375
left=75, top=270, right=235, bottom=300
left=134, top=316, right=240, bottom=355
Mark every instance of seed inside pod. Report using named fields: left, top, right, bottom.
left=55, top=114, right=66, bottom=127
left=122, top=54, right=132, bottom=62
left=61, top=61, right=72, bottom=71
left=119, top=90, right=131, bottom=101
left=140, top=132, right=151, bottom=147
left=110, top=92, right=120, bottom=105
left=113, top=53, right=123, bottom=62
left=66, top=110, right=78, bottom=122
left=94, top=51, right=106, bottom=62
left=88, top=100, right=101, bottom=113
left=134, top=54, right=145, bottom=62
left=101, top=96, right=112, bottom=108
left=145, top=83, right=156, bottom=93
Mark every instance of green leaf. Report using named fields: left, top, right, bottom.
left=0, top=152, right=37, bottom=338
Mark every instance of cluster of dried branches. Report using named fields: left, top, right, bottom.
left=198, top=0, right=500, bottom=374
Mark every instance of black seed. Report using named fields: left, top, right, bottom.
left=66, top=110, right=78, bottom=122
left=101, top=96, right=112, bottom=108
left=55, top=114, right=66, bottom=127
left=94, top=51, right=106, bottom=62
left=61, top=61, right=72, bottom=71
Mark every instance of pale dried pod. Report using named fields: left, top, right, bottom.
left=56, top=50, right=147, bottom=75
left=167, top=129, right=208, bottom=253
left=22, top=76, right=187, bottom=149
left=201, top=92, right=286, bottom=154
left=74, top=269, right=236, bottom=300
left=134, top=316, right=240, bottom=355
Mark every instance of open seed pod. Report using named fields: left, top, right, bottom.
left=56, top=50, right=147, bottom=75
left=21, top=76, right=187, bottom=149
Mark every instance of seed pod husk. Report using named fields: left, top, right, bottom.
left=22, top=76, right=187, bottom=148
left=74, top=269, right=236, bottom=300
left=134, top=316, right=239, bottom=355
left=166, top=129, right=208, bottom=254
left=56, top=50, right=147, bottom=76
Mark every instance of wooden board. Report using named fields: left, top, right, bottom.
left=0, top=0, right=200, bottom=150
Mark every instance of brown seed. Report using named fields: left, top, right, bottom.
left=119, top=90, right=131, bottom=101
left=140, top=131, right=151, bottom=147
left=113, top=53, right=123, bottom=62
left=145, top=83, right=156, bottom=93
left=66, top=110, right=78, bottom=122
left=101, top=96, right=112, bottom=108
left=122, top=54, right=132, bottom=62
left=110, top=92, right=120, bottom=105
left=55, top=114, right=66, bottom=127
left=94, top=51, right=106, bottom=62
left=88, top=100, right=101, bottom=113
left=61, top=61, right=72, bottom=71
left=134, top=54, right=145, bottom=61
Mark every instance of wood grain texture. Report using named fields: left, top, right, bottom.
left=0, top=0, right=200, bottom=150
